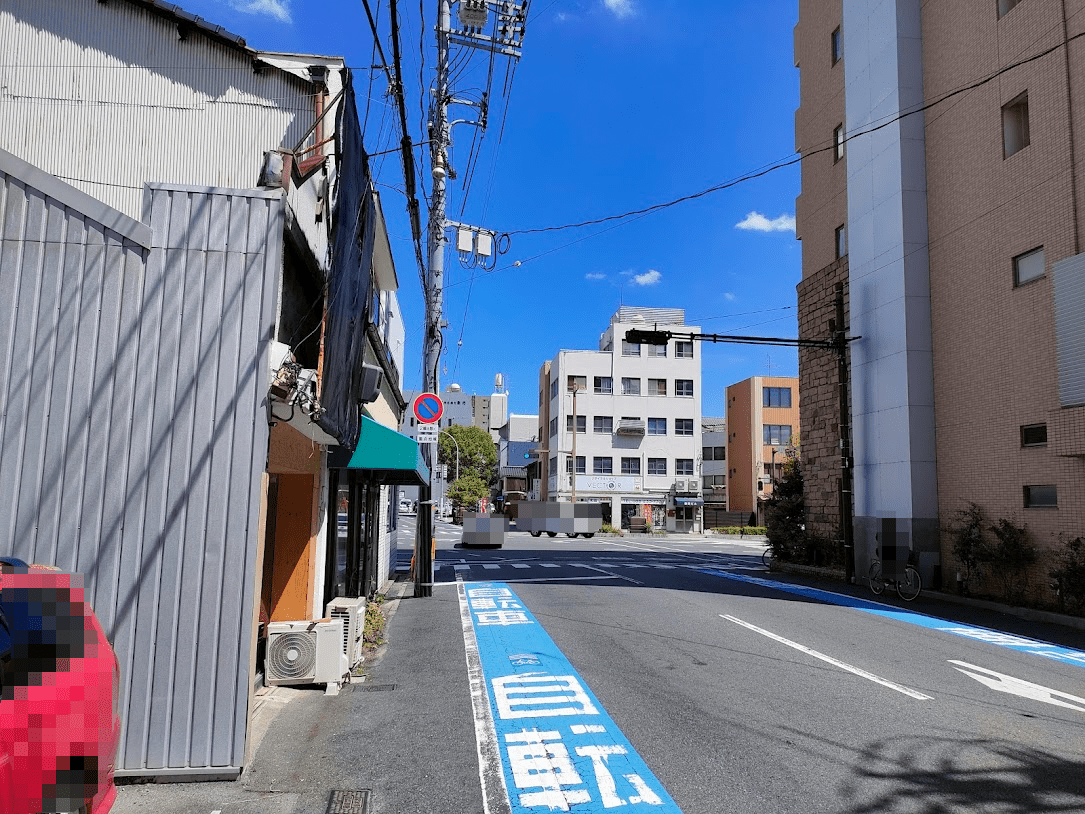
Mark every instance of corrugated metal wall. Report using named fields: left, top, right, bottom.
left=0, top=149, right=283, bottom=773
left=0, top=0, right=318, bottom=222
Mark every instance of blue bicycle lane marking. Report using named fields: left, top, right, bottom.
left=464, top=581, right=682, bottom=813
left=702, top=568, right=1085, bottom=671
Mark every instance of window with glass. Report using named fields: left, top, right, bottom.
left=1024, top=484, right=1057, bottom=508
left=594, top=416, right=613, bottom=434
left=647, top=417, right=667, bottom=435
left=763, top=387, right=793, bottom=408
left=675, top=418, right=694, bottom=436
left=676, top=459, right=694, bottom=476
left=675, top=341, right=694, bottom=358
left=831, top=26, right=842, bottom=63
left=833, top=123, right=845, bottom=162
left=549, top=455, right=557, bottom=473
left=549, top=417, right=557, bottom=437
left=621, top=377, right=641, bottom=395
left=550, top=378, right=559, bottom=399
left=566, top=456, right=586, bottom=474
left=702, top=446, right=726, bottom=461
left=621, top=457, right=641, bottom=475
left=648, top=378, right=667, bottom=396
left=567, top=375, right=586, bottom=392
left=566, top=415, right=586, bottom=433
left=675, top=379, right=694, bottom=397
left=593, top=456, right=613, bottom=475
left=1003, top=92, right=1030, bottom=158
left=835, top=224, right=847, bottom=259
left=763, top=424, right=793, bottom=445
left=646, top=343, right=667, bottom=358
left=622, top=339, right=641, bottom=356
left=594, top=376, right=613, bottom=394
left=1020, top=423, right=1048, bottom=447
left=647, top=458, right=667, bottom=475
left=1013, top=246, right=1045, bottom=286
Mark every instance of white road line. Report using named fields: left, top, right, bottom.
left=457, top=579, right=512, bottom=814
left=540, top=563, right=560, bottom=568
left=949, top=661, right=1085, bottom=712
left=483, top=564, right=500, bottom=570
left=721, top=614, right=933, bottom=701
left=511, top=563, right=530, bottom=569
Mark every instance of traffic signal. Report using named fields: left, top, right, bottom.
left=624, top=329, right=671, bottom=345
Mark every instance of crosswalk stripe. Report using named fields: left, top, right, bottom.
left=511, top=564, right=530, bottom=569
left=540, top=563, right=560, bottom=568
left=483, top=564, right=500, bottom=570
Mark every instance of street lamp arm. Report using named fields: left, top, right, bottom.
left=439, top=428, right=461, bottom=481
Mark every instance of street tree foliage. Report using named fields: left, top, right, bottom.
left=447, top=473, right=488, bottom=511
left=438, top=425, right=498, bottom=486
left=765, top=438, right=804, bottom=560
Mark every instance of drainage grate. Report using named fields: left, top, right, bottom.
left=354, top=683, right=396, bottom=692
left=327, top=790, right=369, bottom=814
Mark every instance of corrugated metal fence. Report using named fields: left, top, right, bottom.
left=0, top=147, right=281, bottom=774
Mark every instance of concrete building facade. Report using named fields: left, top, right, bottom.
left=541, top=307, right=703, bottom=532
left=795, top=0, right=1085, bottom=591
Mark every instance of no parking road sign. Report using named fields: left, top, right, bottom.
left=412, top=392, right=444, bottom=424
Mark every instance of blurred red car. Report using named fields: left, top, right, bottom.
left=0, top=559, right=121, bottom=814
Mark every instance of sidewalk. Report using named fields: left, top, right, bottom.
left=113, top=576, right=481, bottom=814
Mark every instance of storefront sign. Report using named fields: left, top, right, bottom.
left=574, top=475, right=641, bottom=493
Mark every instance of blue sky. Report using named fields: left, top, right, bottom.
left=177, top=0, right=802, bottom=419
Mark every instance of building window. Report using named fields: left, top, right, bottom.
left=593, top=456, right=613, bottom=475
left=676, top=459, right=694, bottom=476
left=704, top=475, right=726, bottom=488
left=1003, top=92, right=1030, bottom=158
left=647, top=458, right=667, bottom=475
left=763, top=424, right=793, bottom=445
left=831, top=26, right=842, bottom=64
left=647, top=417, right=667, bottom=435
left=998, top=0, right=1022, bottom=19
left=566, top=415, right=586, bottom=433
left=833, top=123, right=845, bottom=162
left=594, top=416, right=613, bottom=434
left=1013, top=246, right=1045, bottom=286
left=702, top=446, right=726, bottom=461
left=648, top=378, right=667, bottom=396
left=550, top=378, right=559, bottom=400
left=594, top=376, right=613, bottom=394
left=567, top=375, right=587, bottom=392
left=835, top=224, right=847, bottom=259
left=1020, top=423, right=1048, bottom=447
left=622, top=339, right=641, bottom=356
left=549, top=417, right=558, bottom=437
left=1024, top=484, right=1057, bottom=508
left=763, top=386, right=793, bottom=408
left=646, top=343, right=667, bottom=358
left=566, top=455, right=586, bottom=474
left=621, top=377, right=641, bottom=395
left=675, top=418, right=694, bottom=436
left=621, top=457, right=641, bottom=475
left=549, top=455, right=557, bottom=473
left=675, top=341, right=694, bottom=358
left=675, top=379, right=694, bottom=397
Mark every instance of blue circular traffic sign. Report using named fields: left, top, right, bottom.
left=413, top=392, right=444, bottom=424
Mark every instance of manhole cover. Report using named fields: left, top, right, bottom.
left=327, top=790, right=369, bottom=814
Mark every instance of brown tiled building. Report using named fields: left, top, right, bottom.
left=795, top=0, right=1085, bottom=595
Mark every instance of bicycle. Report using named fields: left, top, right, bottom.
left=868, top=551, right=922, bottom=601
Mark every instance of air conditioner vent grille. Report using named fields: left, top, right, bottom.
left=267, top=632, right=317, bottom=680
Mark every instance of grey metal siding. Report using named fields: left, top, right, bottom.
left=0, top=150, right=282, bottom=773
left=1054, top=252, right=1085, bottom=407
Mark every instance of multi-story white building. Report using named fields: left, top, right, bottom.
left=701, top=417, right=728, bottom=527
left=541, top=307, right=703, bottom=532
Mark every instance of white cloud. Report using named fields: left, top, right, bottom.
left=724, top=292, right=736, bottom=301
left=585, top=272, right=607, bottom=281
left=603, top=0, right=635, bottom=18
left=631, top=269, right=661, bottom=286
left=231, top=0, right=292, bottom=23
left=735, top=211, right=796, bottom=233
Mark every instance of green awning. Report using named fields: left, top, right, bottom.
left=344, top=416, right=430, bottom=485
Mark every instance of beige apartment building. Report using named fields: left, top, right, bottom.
left=725, top=377, right=800, bottom=523
left=795, top=0, right=1085, bottom=593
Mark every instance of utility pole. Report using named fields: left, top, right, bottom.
left=833, top=282, right=855, bottom=583
left=415, top=0, right=528, bottom=598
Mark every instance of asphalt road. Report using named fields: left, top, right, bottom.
left=404, top=517, right=1085, bottom=813
left=114, top=519, right=1085, bottom=814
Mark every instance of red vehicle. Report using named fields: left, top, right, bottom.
left=0, top=559, right=121, bottom=814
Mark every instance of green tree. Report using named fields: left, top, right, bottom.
left=438, top=425, right=498, bottom=487
left=447, top=473, right=488, bottom=511
left=765, top=438, right=804, bottom=561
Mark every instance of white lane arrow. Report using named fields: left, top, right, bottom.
left=949, top=660, right=1085, bottom=713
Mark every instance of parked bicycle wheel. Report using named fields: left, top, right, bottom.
left=897, top=565, right=922, bottom=601
left=868, top=561, right=885, bottom=595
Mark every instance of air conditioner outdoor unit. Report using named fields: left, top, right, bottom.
left=265, top=620, right=348, bottom=688
left=326, top=596, right=366, bottom=668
